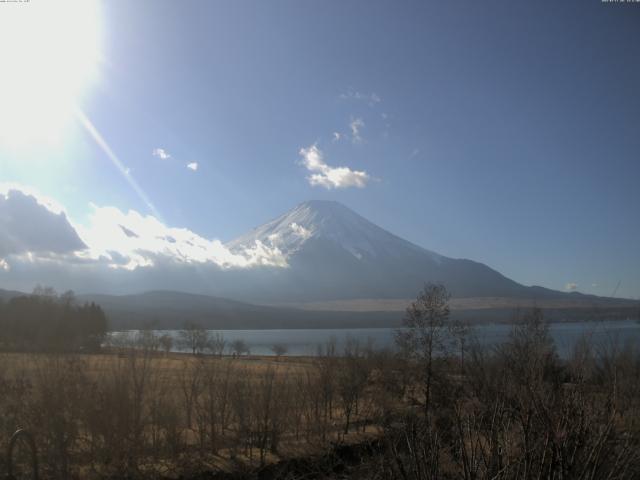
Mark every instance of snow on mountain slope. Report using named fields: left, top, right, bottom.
left=222, top=200, right=538, bottom=302
left=227, top=200, right=443, bottom=263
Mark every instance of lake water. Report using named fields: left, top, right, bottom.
left=113, top=319, right=640, bottom=358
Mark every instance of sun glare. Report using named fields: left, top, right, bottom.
left=0, top=0, right=102, bottom=149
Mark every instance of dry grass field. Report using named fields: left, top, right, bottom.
left=1, top=305, right=640, bottom=479
left=0, top=347, right=390, bottom=479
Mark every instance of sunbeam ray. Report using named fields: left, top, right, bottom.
left=74, top=107, right=163, bottom=222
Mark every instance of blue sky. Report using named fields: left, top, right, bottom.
left=0, top=0, right=639, bottom=298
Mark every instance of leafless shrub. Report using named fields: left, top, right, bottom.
left=271, top=343, right=288, bottom=359
left=179, top=322, right=210, bottom=355
left=230, top=338, right=250, bottom=357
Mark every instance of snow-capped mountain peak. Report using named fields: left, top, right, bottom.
left=222, top=200, right=549, bottom=301
left=227, top=200, right=442, bottom=262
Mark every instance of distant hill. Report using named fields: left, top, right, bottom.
left=1, top=288, right=637, bottom=330
left=76, top=290, right=400, bottom=330
left=0, top=288, right=24, bottom=302
left=65, top=290, right=640, bottom=329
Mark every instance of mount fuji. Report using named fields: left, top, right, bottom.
left=4, top=199, right=634, bottom=329
left=223, top=200, right=564, bottom=303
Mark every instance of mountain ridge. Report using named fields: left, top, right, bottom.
left=222, top=200, right=570, bottom=302
left=2, top=200, right=636, bottom=327
left=0, top=288, right=636, bottom=330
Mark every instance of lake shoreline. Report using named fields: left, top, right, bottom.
left=109, top=319, right=640, bottom=358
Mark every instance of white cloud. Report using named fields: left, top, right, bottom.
left=0, top=183, right=66, bottom=215
left=565, top=282, right=578, bottom=291
left=0, top=186, right=289, bottom=278
left=0, top=187, right=307, bottom=295
left=76, top=205, right=287, bottom=270
left=152, top=148, right=171, bottom=160
left=298, top=144, right=370, bottom=190
left=0, top=189, right=87, bottom=259
left=187, top=162, right=198, bottom=171
left=290, top=222, right=312, bottom=240
left=332, top=132, right=341, bottom=142
left=350, top=117, right=365, bottom=143
left=340, top=90, right=381, bottom=107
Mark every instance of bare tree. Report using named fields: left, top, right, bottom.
left=207, top=331, right=226, bottom=357
left=337, top=337, right=370, bottom=433
left=178, top=322, right=210, bottom=355
left=271, top=343, right=288, bottom=360
left=158, top=333, right=173, bottom=355
left=314, top=336, right=338, bottom=441
left=449, top=318, right=471, bottom=373
left=136, top=329, right=160, bottom=352
left=178, top=359, right=202, bottom=432
left=395, top=282, right=451, bottom=416
left=195, top=358, right=235, bottom=454
left=230, top=338, right=250, bottom=357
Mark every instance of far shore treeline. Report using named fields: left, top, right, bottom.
left=0, top=286, right=108, bottom=352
